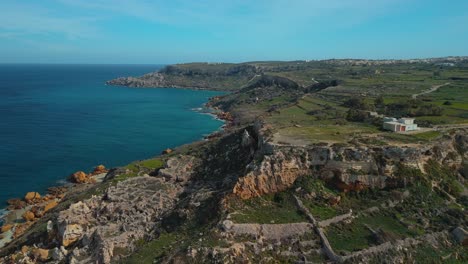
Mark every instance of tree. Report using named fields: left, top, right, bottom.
left=346, top=109, right=368, bottom=122
left=375, top=95, right=385, bottom=107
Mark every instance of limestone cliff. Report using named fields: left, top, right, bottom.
left=233, top=125, right=467, bottom=199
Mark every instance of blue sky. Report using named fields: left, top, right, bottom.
left=1, top=0, right=467, bottom=64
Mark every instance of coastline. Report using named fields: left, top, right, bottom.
left=0, top=88, right=231, bottom=250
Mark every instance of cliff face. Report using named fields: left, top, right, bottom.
left=0, top=124, right=466, bottom=263
left=233, top=125, right=467, bottom=199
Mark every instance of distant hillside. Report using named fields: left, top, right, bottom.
left=107, top=63, right=260, bottom=91
left=107, top=57, right=468, bottom=91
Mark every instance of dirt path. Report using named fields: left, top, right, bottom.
left=412, top=82, right=450, bottom=99
left=245, top=74, right=261, bottom=85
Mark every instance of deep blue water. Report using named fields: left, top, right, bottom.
left=0, top=64, right=223, bottom=206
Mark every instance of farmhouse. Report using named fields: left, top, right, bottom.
left=383, top=117, right=419, bottom=132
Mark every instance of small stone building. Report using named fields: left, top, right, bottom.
left=383, top=117, right=418, bottom=132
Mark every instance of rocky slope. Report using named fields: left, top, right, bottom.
left=234, top=123, right=468, bottom=199
left=1, top=120, right=465, bottom=263
left=1, top=59, right=467, bottom=263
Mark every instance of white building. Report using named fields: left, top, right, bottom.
left=383, top=117, right=418, bottom=132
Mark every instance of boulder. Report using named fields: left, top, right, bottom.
left=70, top=171, right=94, bottom=184
left=44, top=200, right=59, bottom=213
left=70, top=171, right=87, bottom=183
left=31, top=248, right=49, bottom=262
left=31, top=206, right=44, bottom=218
left=7, top=198, right=27, bottom=209
left=22, top=211, right=35, bottom=222
left=162, top=148, right=173, bottom=155
left=61, top=224, right=85, bottom=247
left=57, top=201, right=90, bottom=246
left=1, top=224, right=13, bottom=233
left=21, top=245, right=30, bottom=254
left=24, top=192, right=41, bottom=203
left=222, top=220, right=234, bottom=231
left=452, top=226, right=468, bottom=245
left=92, top=165, right=108, bottom=175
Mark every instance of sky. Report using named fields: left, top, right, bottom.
left=1, top=0, right=468, bottom=64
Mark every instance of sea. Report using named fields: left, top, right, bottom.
left=0, top=64, right=224, bottom=213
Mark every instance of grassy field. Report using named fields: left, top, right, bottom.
left=124, top=233, right=179, bottom=264
left=228, top=193, right=306, bottom=224
left=326, top=213, right=417, bottom=253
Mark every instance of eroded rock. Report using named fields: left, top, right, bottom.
left=24, top=192, right=41, bottom=203
left=159, top=155, right=197, bottom=183
left=55, top=176, right=183, bottom=263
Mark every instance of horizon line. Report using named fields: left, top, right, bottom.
left=1, top=55, right=467, bottom=65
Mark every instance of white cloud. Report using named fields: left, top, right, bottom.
left=0, top=1, right=99, bottom=39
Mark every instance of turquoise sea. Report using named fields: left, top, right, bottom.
left=0, top=64, right=224, bottom=209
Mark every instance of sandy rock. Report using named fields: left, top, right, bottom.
left=24, top=192, right=41, bottom=203
left=70, top=171, right=90, bottom=183
left=21, top=245, right=30, bottom=254
left=233, top=130, right=466, bottom=199
left=1, top=224, right=13, bottom=233
left=62, top=224, right=85, bottom=247
left=57, top=201, right=90, bottom=246
left=14, top=222, right=33, bottom=238
left=162, top=148, right=173, bottom=154
left=7, top=198, right=27, bottom=209
left=31, top=206, right=44, bottom=218
left=233, top=149, right=313, bottom=199
left=92, top=165, right=108, bottom=175
left=31, top=248, right=49, bottom=262
left=22, top=211, right=35, bottom=222
left=44, top=200, right=59, bottom=213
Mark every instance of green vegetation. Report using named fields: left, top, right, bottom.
left=114, top=158, right=164, bottom=182
left=137, top=158, right=164, bottom=169
left=326, top=213, right=417, bottom=253
left=424, top=160, right=464, bottom=198
left=411, top=241, right=467, bottom=263
left=411, top=130, right=441, bottom=140
left=228, top=193, right=306, bottom=224
left=124, top=233, right=179, bottom=264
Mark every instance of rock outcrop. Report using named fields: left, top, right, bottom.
left=233, top=129, right=467, bottom=199
left=158, top=155, right=198, bottom=183
left=91, top=165, right=108, bottom=175
left=24, top=192, right=41, bottom=203
left=55, top=176, right=183, bottom=263
left=452, top=226, right=468, bottom=245
left=69, top=171, right=94, bottom=184
left=22, top=211, right=35, bottom=222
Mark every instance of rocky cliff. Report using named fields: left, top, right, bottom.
left=233, top=124, right=468, bottom=199
left=0, top=125, right=466, bottom=263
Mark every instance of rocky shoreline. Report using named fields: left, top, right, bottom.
left=1, top=60, right=466, bottom=263
left=0, top=95, right=233, bottom=255
left=0, top=165, right=109, bottom=249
